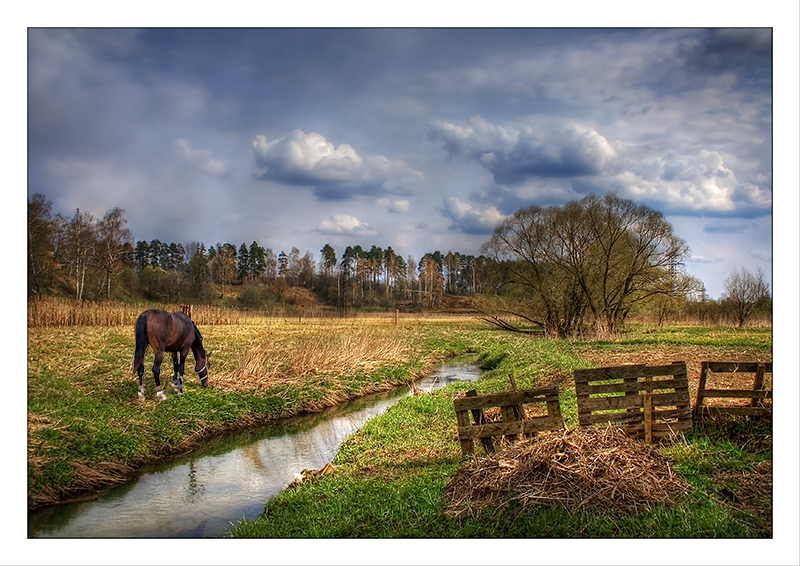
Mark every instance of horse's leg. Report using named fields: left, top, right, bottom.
left=137, top=363, right=145, bottom=401
left=153, top=350, right=167, bottom=401
left=175, top=350, right=188, bottom=394
left=171, top=352, right=180, bottom=390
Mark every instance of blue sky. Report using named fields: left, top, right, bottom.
left=25, top=26, right=781, bottom=298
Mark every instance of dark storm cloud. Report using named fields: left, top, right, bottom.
left=429, top=117, right=618, bottom=185
left=679, top=28, right=772, bottom=76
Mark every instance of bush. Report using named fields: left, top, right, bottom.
left=236, top=286, right=265, bottom=310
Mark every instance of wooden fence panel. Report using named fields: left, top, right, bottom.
left=694, top=362, right=772, bottom=419
left=574, top=362, right=691, bottom=442
left=454, top=385, right=564, bottom=456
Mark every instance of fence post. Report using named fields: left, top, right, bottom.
left=466, top=390, right=495, bottom=454
left=695, top=362, right=709, bottom=418
left=643, top=375, right=653, bottom=444
left=752, top=363, right=766, bottom=408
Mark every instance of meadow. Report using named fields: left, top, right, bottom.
left=27, top=306, right=772, bottom=537
left=27, top=311, right=489, bottom=508
left=230, top=322, right=773, bottom=538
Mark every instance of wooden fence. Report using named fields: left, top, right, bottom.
left=453, top=385, right=564, bottom=455
left=574, top=362, right=693, bottom=443
left=694, top=362, right=772, bottom=418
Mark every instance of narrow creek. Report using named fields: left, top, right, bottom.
left=28, top=355, right=482, bottom=538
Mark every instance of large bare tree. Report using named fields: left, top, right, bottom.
left=481, top=194, right=691, bottom=337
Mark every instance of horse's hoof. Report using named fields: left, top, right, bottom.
left=157, top=391, right=167, bottom=401
left=138, top=392, right=145, bottom=401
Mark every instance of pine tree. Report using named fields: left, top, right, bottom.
left=149, top=239, right=163, bottom=269
left=249, top=241, right=266, bottom=279
left=277, top=250, right=289, bottom=277
left=187, top=243, right=210, bottom=290
left=134, top=241, right=150, bottom=272
left=320, top=243, right=337, bottom=277
left=237, top=243, right=251, bottom=282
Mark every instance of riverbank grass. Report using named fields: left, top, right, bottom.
left=27, top=317, right=496, bottom=508
left=231, top=325, right=771, bottom=538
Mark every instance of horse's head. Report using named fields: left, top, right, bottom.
left=191, top=322, right=211, bottom=388
left=195, top=347, right=210, bottom=387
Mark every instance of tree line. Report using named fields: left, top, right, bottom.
left=28, top=193, right=771, bottom=332
left=27, top=193, right=485, bottom=311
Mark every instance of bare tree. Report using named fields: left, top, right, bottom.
left=94, top=207, right=132, bottom=300
left=482, top=194, right=690, bottom=337
left=65, top=209, right=96, bottom=301
left=209, top=247, right=237, bottom=296
left=28, top=194, right=55, bottom=295
left=723, top=267, right=770, bottom=327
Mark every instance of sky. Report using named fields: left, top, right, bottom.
left=25, top=26, right=782, bottom=299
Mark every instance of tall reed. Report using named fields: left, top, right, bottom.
left=26, top=297, right=256, bottom=327
left=215, top=325, right=411, bottom=391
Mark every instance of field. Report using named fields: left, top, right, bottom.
left=27, top=314, right=486, bottom=508
left=27, top=310, right=773, bottom=538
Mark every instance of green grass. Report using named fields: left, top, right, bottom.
left=29, top=319, right=772, bottom=537
left=231, top=325, right=772, bottom=538
left=585, top=324, right=772, bottom=350
left=26, top=318, right=494, bottom=507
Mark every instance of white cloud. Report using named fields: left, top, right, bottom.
left=316, top=214, right=377, bottom=236
left=686, top=254, right=725, bottom=264
left=441, top=197, right=506, bottom=235
left=608, top=150, right=772, bottom=213
left=252, top=129, right=421, bottom=200
left=174, top=139, right=231, bottom=179
left=389, top=199, right=410, bottom=213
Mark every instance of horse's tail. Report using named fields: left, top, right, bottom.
left=133, top=314, right=149, bottom=374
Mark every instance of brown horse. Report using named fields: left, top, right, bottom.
left=133, top=309, right=210, bottom=401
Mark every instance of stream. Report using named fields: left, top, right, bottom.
left=28, top=355, right=482, bottom=538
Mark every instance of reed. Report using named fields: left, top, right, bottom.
left=27, top=297, right=259, bottom=327
left=214, top=324, right=412, bottom=391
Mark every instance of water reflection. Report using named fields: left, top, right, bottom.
left=28, top=355, right=481, bottom=538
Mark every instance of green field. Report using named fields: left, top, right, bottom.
left=27, top=318, right=772, bottom=537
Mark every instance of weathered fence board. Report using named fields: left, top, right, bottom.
left=574, top=362, right=691, bottom=442
left=454, top=385, right=564, bottom=455
left=694, top=362, right=772, bottom=419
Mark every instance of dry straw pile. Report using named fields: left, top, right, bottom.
left=443, top=426, right=689, bottom=519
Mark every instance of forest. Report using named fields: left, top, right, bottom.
left=27, top=193, right=771, bottom=334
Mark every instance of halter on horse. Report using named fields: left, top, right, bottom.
left=132, top=309, right=210, bottom=401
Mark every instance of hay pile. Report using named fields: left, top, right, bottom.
left=443, top=426, right=689, bottom=518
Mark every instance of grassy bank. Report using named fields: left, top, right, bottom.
left=231, top=325, right=772, bottom=538
left=27, top=316, right=495, bottom=508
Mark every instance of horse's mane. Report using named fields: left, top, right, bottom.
left=192, top=321, right=203, bottom=343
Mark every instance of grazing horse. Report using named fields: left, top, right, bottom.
left=133, top=309, right=210, bottom=401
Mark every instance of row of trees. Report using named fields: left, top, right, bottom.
left=28, top=193, right=771, bottom=332
left=27, top=193, right=485, bottom=309
left=28, top=194, right=134, bottom=301
left=477, top=193, right=770, bottom=336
